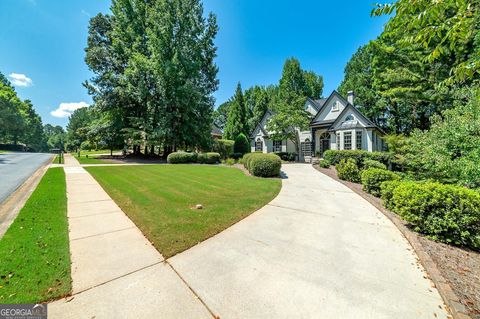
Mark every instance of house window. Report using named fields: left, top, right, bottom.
left=332, top=101, right=339, bottom=112
left=255, top=138, right=263, bottom=152
left=344, top=132, right=352, bottom=150
left=273, top=140, right=282, bottom=153
left=336, top=133, right=341, bottom=150
left=356, top=131, right=362, bottom=150
left=345, top=114, right=354, bottom=122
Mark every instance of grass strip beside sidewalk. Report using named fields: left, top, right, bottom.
left=0, top=168, right=71, bottom=303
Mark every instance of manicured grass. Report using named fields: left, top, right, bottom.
left=0, top=168, right=71, bottom=303
left=86, top=165, right=281, bottom=257
left=74, top=155, right=114, bottom=164
left=77, top=149, right=121, bottom=156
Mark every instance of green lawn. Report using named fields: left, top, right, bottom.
left=0, top=168, right=71, bottom=303
left=74, top=155, right=115, bottom=164
left=86, top=165, right=281, bottom=257
left=77, top=149, right=121, bottom=156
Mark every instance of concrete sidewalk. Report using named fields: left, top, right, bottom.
left=49, top=154, right=211, bottom=318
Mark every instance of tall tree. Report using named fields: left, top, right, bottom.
left=267, top=58, right=311, bottom=156
left=303, top=70, right=323, bottom=99
left=224, top=83, right=248, bottom=139
left=213, top=101, right=230, bottom=130
left=244, top=85, right=275, bottom=133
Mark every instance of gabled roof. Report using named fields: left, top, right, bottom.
left=327, top=104, right=378, bottom=132
left=250, top=109, right=272, bottom=138
left=211, top=123, right=223, bottom=136
left=306, top=97, right=327, bottom=112
left=310, top=90, right=350, bottom=125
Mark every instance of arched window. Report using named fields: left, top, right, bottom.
left=320, top=132, right=330, bottom=140
left=255, top=138, right=263, bottom=152
left=345, top=114, right=354, bottom=122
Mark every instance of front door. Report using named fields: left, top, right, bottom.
left=321, top=139, right=330, bottom=156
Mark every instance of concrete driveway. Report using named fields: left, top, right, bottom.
left=0, top=152, right=52, bottom=203
left=170, top=164, right=448, bottom=319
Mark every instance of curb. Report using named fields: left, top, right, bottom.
left=313, top=165, right=472, bottom=319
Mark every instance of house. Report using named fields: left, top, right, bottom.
left=250, top=90, right=385, bottom=160
left=211, top=123, right=223, bottom=140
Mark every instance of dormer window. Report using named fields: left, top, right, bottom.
left=332, top=101, right=339, bottom=112
left=345, top=114, right=354, bottom=122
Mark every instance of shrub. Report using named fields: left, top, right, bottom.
left=167, top=152, right=198, bottom=164
left=361, top=168, right=401, bottom=196
left=274, top=152, right=297, bottom=162
left=324, top=150, right=391, bottom=167
left=229, top=152, right=243, bottom=160
left=212, top=139, right=234, bottom=159
left=80, top=140, right=94, bottom=151
left=380, top=180, right=403, bottom=209
left=234, top=133, right=250, bottom=155
left=363, top=159, right=387, bottom=170
left=336, top=158, right=361, bottom=183
left=248, top=153, right=282, bottom=177
left=386, top=181, right=480, bottom=249
left=318, top=159, right=331, bottom=168
left=242, top=152, right=259, bottom=171
left=225, top=158, right=236, bottom=166
left=197, top=152, right=220, bottom=164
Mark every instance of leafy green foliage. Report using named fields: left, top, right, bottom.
left=361, top=168, right=400, bottom=196
left=0, top=168, right=70, bottom=303
left=404, top=89, right=480, bottom=188
left=233, top=133, right=250, bottom=155
left=243, top=153, right=282, bottom=177
left=167, top=152, right=198, bottom=164
left=318, top=159, right=331, bottom=168
left=197, top=152, right=220, bottom=164
left=274, top=152, right=297, bottom=162
left=362, top=159, right=387, bottom=170
left=224, top=83, right=248, bottom=140
left=324, top=150, right=391, bottom=167
left=382, top=180, right=480, bottom=249
left=336, top=158, right=361, bottom=183
left=212, top=139, right=234, bottom=159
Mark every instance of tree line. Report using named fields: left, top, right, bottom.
left=338, top=0, right=479, bottom=134
left=0, top=72, right=67, bottom=152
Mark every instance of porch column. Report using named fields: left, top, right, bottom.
left=311, top=127, right=316, bottom=156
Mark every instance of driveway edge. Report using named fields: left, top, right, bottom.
left=313, top=165, right=471, bottom=319
left=0, top=155, right=53, bottom=238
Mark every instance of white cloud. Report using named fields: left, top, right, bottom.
left=50, top=102, right=89, bottom=118
left=8, top=73, right=33, bottom=87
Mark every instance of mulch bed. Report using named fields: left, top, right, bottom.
left=314, top=165, right=480, bottom=319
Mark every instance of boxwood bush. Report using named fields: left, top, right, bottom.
left=167, top=152, right=198, bottom=164
left=234, top=133, right=250, bottom=155
left=243, top=153, right=281, bottom=177
left=381, top=181, right=480, bottom=249
left=363, top=159, right=387, bottom=170
left=336, top=158, right=360, bottom=183
left=361, top=168, right=400, bottom=196
left=318, top=159, right=331, bottom=168
left=197, top=152, right=220, bottom=164
left=324, top=150, right=391, bottom=167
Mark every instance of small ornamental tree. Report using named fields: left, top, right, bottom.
left=234, top=133, right=250, bottom=155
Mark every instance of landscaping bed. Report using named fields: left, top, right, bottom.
left=0, top=168, right=71, bottom=303
left=314, top=164, right=480, bottom=319
left=86, top=165, right=281, bottom=258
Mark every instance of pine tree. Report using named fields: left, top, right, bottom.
left=224, top=83, right=248, bottom=139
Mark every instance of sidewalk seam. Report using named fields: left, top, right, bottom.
left=70, top=226, right=135, bottom=241
left=166, top=261, right=218, bottom=319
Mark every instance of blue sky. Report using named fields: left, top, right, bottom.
left=0, top=0, right=388, bottom=127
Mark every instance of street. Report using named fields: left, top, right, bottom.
left=0, top=152, right=53, bottom=204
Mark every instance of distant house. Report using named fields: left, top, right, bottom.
left=211, top=124, right=223, bottom=140
left=250, top=90, right=385, bottom=161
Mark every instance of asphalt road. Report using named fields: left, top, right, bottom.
left=0, top=152, right=53, bottom=204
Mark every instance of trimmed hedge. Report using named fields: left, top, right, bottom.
left=274, top=152, right=297, bottom=162
left=324, top=150, right=391, bottom=167
left=197, top=152, right=220, bottom=164
left=336, top=158, right=360, bottom=183
left=318, top=159, right=331, bottom=168
left=363, top=159, right=387, bottom=170
left=381, top=181, right=480, bottom=249
left=361, top=168, right=400, bottom=196
left=213, top=139, right=234, bottom=159
left=243, top=153, right=281, bottom=177
left=167, top=152, right=198, bottom=164
left=234, top=133, right=250, bottom=155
